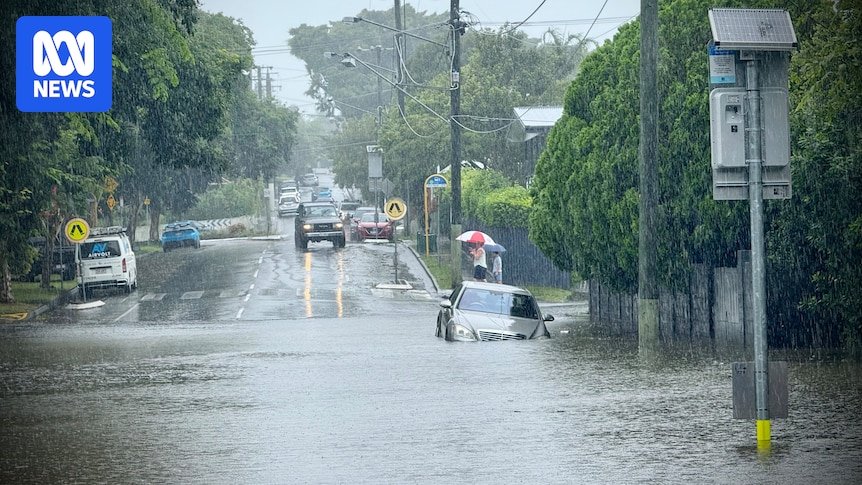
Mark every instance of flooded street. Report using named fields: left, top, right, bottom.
left=2, top=226, right=860, bottom=483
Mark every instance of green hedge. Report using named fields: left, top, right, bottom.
left=186, top=178, right=262, bottom=220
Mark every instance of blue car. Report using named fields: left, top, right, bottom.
left=313, top=187, right=333, bottom=202
left=160, top=222, right=201, bottom=252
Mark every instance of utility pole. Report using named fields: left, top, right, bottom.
left=256, top=65, right=263, bottom=100
left=375, top=46, right=383, bottom=109
left=638, top=0, right=660, bottom=352
left=449, top=0, right=462, bottom=286
left=393, top=0, right=406, bottom=114
left=265, top=67, right=272, bottom=99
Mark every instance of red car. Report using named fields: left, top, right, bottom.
left=356, top=212, right=394, bottom=241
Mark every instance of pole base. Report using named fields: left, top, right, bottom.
left=756, top=419, right=771, bottom=447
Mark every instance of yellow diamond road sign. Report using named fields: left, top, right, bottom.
left=384, top=197, right=406, bottom=221
left=64, top=217, right=90, bottom=244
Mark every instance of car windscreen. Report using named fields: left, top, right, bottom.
left=307, top=206, right=337, bottom=217
left=165, top=229, right=196, bottom=237
left=457, top=288, right=539, bottom=318
left=360, top=213, right=388, bottom=223
left=80, top=240, right=122, bottom=259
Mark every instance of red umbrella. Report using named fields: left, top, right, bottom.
left=456, top=230, right=497, bottom=245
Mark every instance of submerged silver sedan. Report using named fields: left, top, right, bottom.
left=436, top=281, right=553, bottom=341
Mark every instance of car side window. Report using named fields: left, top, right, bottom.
left=510, top=294, right=539, bottom=319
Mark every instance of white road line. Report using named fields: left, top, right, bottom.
left=258, top=257, right=263, bottom=264
left=249, top=283, right=255, bottom=290
left=253, top=270, right=259, bottom=279
left=244, top=294, right=251, bottom=302
left=236, top=307, right=244, bottom=319
left=113, top=303, right=139, bottom=323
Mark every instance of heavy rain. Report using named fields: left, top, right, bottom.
left=1, top=1, right=861, bottom=483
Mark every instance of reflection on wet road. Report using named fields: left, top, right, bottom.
left=1, top=205, right=860, bottom=482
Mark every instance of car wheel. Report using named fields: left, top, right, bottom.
left=444, top=323, right=453, bottom=341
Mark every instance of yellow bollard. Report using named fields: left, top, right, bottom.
left=756, top=419, right=771, bottom=452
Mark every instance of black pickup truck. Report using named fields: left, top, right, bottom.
left=294, top=202, right=346, bottom=250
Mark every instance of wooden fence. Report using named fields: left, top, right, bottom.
left=589, top=252, right=753, bottom=347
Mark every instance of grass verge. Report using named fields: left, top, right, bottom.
left=420, top=254, right=453, bottom=290
left=525, top=285, right=572, bottom=303
left=0, top=279, right=70, bottom=317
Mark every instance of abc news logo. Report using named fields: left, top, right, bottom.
left=16, top=16, right=112, bottom=112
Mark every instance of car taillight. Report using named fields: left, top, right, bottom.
left=122, top=258, right=127, bottom=272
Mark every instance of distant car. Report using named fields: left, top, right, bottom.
left=338, top=200, right=361, bottom=220
left=436, top=281, right=553, bottom=342
left=160, top=222, right=201, bottom=251
left=356, top=212, right=394, bottom=242
left=280, top=180, right=298, bottom=192
left=279, top=186, right=299, bottom=200
left=294, top=201, right=346, bottom=249
left=278, top=192, right=301, bottom=217
left=349, top=206, right=377, bottom=240
left=299, top=173, right=319, bottom=186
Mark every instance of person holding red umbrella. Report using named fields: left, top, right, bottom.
left=469, top=242, right=487, bottom=282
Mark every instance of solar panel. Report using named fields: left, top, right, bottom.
left=709, top=8, right=797, bottom=51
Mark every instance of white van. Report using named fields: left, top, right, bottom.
left=76, top=226, right=138, bottom=296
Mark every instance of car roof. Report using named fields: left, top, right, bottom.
left=460, top=280, right=531, bottom=295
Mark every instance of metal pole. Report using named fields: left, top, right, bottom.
left=394, top=222, right=399, bottom=283
left=745, top=59, right=770, bottom=447
left=393, top=0, right=406, bottom=114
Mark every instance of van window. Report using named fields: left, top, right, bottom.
left=81, top=240, right=122, bottom=259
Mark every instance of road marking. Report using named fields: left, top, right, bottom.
left=253, top=270, right=259, bottom=279
left=249, top=283, right=255, bottom=290
left=236, top=307, right=244, bottom=319
left=113, top=303, right=139, bottom=322
left=258, top=256, right=264, bottom=264
left=140, top=293, right=166, bottom=301
left=219, top=290, right=244, bottom=298
left=244, top=294, right=251, bottom=302
left=180, top=291, right=204, bottom=300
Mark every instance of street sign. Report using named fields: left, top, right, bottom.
left=64, top=217, right=90, bottom=244
left=106, top=194, right=116, bottom=210
left=384, top=197, right=406, bottom=221
left=143, top=196, right=150, bottom=206
left=104, top=175, right=118, bottom=193
left=425, top=174, right=448, bottom=188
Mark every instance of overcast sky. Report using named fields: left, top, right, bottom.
left=198, top=0, right=641, bottom=114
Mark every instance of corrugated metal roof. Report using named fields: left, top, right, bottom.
left=512, top=106, right=563, bottom=128
left=507, top=106, right=563, bottom=143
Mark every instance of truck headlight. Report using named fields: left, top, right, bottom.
left=335, top=222, right=343, bottom=229
left=303, top=224, right=312, bottom=231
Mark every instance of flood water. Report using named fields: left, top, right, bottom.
left=2, top=308, right=860, bottom=484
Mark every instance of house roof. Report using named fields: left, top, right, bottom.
left=507, top=106, right=564, bottom=143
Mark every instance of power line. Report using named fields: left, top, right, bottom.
left=505, top=0, right=548, bottom=33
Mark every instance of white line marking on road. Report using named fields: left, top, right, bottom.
left=236, top=307, right=244, bottom=319
left=253, top=270, right=259, bottom=279
left=244, top=294, right=251, bottom=302
left=259, top=257, right=263, bottom=264
left=113, top=303, right=139, bottom=323
left=249, top=284, right=255, bottom=290
left=180, top=291, right=204, bottom=300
